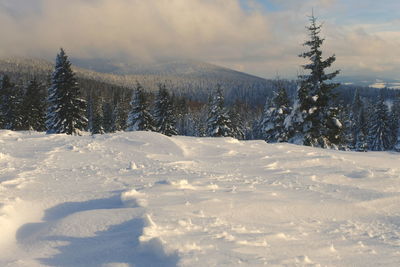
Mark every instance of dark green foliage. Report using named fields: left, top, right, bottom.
left=261, top=83, right=291, bottom=143
left=0, top=75, right=24, bottom=130
left=291, top=14, right=341, bottom=148
left=86, top=95, right=105, bottom=135
left=102, top=102, right=115, bottom=133
left=46, top=49, right=87, bottom=135
left=153, top=84, right=177, bottom=136
left=368, top=92, right=392, bottom=151
left=127, top=83, right=155, bottom=132
left=206, top=85, right=234, bottom=137
left=228, top=105, right=245, bottom=140
left=21, top=78, right=46, bottom=131
left=389, top=96, right=400, bottom=148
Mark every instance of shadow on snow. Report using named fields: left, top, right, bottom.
left=16, top=195, right=179, bottom=267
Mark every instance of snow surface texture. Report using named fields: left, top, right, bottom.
left=1, top=130, right=400, bottom=266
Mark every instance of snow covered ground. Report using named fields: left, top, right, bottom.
left=1, top=130, right=400, bottom=267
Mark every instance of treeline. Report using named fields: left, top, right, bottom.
left=1, top=49, right=399, bottom=152
left=0, top=49, right=247, bottom=138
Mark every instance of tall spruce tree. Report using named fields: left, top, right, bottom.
left=368, top=92, right=392, bottom=151
left=21, top=78, right=46, bottom=131
left=153, top=84, right=177, bottom=136
left=206, top=85, right=233, bottom=137
left=290, top=14, right=341, bottom=148
left=46, top=48, right=87, bottom=135
left=127, top=83, right=155, bottom=132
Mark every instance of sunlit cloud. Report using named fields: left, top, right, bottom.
left=0, top=0, right=399, bottom=79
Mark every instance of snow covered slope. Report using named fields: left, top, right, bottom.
left=1, top=130, right=400, bottom=266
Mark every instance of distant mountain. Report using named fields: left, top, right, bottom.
left=70, top=58, right=265, bottom=81
left=0, top=57, right=276, bottom=105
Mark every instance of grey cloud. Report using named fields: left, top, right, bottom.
left=0, top=0, right=399, bottom=79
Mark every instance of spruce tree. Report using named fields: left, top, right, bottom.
left=206, top=85, right=233, bottom=137
left=174, top=97, right=189, bottom=135
left=394, top=127, right=400, bottom=152
left=153, top=84, right=177, bottom=136
left=261, top=84, right=291, bottom=143
left=228, top=105, right=245, bottom=140
left=21, top=78, right=46, bottom=131
left=389, top=96, right=400, bottom=148
left=0, top=75, right=23, bottom=130
left=113, top=101, right=128, bottom=131
left=102, top=102, right=115, bottom=133
left=46, top=48, right=87, bottom=135
left=86, top=95, right=95, bottom=133
left=349, top=89, right=364, bottom=148
left=354, top=105, right=368, bottom=151
left=91, top=98, right=105, bottom=135
left=368, top=92, right=392, bottom=151
left=127, top=83, right=156, bottom=132
left=290, top=14, right=341, bottom=148
left=0, top=75, right=14, bottom=128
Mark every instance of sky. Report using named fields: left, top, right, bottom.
left=0, top=0, right=399, bottom=79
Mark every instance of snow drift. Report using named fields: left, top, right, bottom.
left=1, top=130, right=400, bottom=266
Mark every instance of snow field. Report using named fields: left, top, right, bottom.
left=1, top=130, right=400, bottom=266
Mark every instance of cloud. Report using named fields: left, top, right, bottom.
left=0, top=0, right=399, bottom=79
left=0, top=0, right=271, bottom=62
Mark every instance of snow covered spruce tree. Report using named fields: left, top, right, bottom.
left=354, top=107, right=368, bottom=152
left=206, top=85, right=234, bottom=137
left=261, top=83, right=291, bottom=143
left=349, top=89, right=368, bottom=151
left=89, top=98, right=105, bottom=135
left=127, top=83, right=156, bottom=132
left=288, top=14, right=342, bottom=148
left=228, top=106, right=245, bottom=140
left=102, top=102, right=115, bottom=133
left=21, top=78, right=46, bottom=131
left=389, top=96, right=400, bottom=149
left=0, top=75, right=23, bottom=130
left=394, top=127, right=400, bottom=152
left=46, top=48, right=87, bottom=135
left=368, top=92, right=392, bottom=151
left=153, top=84, right=177, bottom=136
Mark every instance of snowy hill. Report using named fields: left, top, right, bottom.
left=0, top=57, right=273, bottom=104
left=1, top=130, right=400, bottom=266
left=70, top=58, right=265, bottom=81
